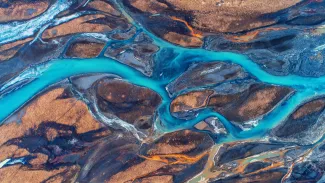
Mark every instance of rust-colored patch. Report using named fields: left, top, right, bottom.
left=195, top=121, right=209, bottom=131
left=128, top=0, right=300, bottom=33
left=107, top=160, right=166, bottom=183
left=282, top=146, right=318, bottom=182
left=137, top=175, right=173, bottom=183
left=0, top=88, right=108, bottom=162
left=163, top=32, right=203, bottom=47
left=208, top=93, right=241, bottom=107
left=29, top=153, right=49, bottom=166
left=0, top=38, right=33, bottom=52
left=0, top=87, right=112, bottom=182
left=292, top=99, right=325, bottom=120
left=226, top=27, right=287, bottom=43
left=146, top=130, right=213, bottom=155
left=0, top=1, right=49, bottom=22
left=170, top=90, right=214, bottom=113
left=20, top=88, right=103, bottom=134
left=0, top=145, right=29, bottom=161
left=45, top=127, right=59, bottom=141
left=0, top=38, right=33, bottom=61
left=0, top=47, right=22, bottom=61
left=88, top=0, right=121, bottom=16
left=129, top=0, right=168, bottom=14
left=42, top=14, right=113, bottom=39
left=139, top=151, right=208, bottom=165
left=0, top=165, right=79, bottom=183
left=208, top=85, right=293, bottom=122
left=66, top=41, right=105, bottom=58
left=97, top=79, right=161, bottom=123
left=228, top=31, right=260, bottom=43
left=170, top=16, right=203, bottom=39
left=148, top=143, right=197, bottom=155
left=238, top=87, right=281, bottom=119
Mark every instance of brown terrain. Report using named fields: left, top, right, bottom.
left=194, top=117, right=227, bottom=135
left=0, top=87, right=106, bottom=154
left=126, top=0, right=300, bottom=33
left=104, top=32, right=158, bottom=76
left=163, top=32, right=203, bottom=47
left=42, top=14, right=122, bottom=39
left=167, top=62, right=248, bottom=95
left=88, top=0, right=121, bottom=16
left=163, top=0, right=300, bottom=32
left=96, top=79, right=162, bottom=125
left=0, top=38, right=33, bottom=61
left=143, top=130, right=214, bottom=155
left=170, top=85, right=293, bottom=123
left=271, top=97, right=325, bottom=143
left=0, top=0, right=128, bottom=62
left=106, top=130, right=214, bottom=183
left=1, top=0, right=322, bottom=182
left=41, top=0, right=131, bottom=40
left=123, top=0, right=301, bottom=46
left=65, top=40, right=105, bottom=58
left=0, top=87, right=109, bottom=182
left=170, top=90, right=214, bottom=113
left=0, top=0, right=50, bottom=22
left=0, top=86, right=214, bottom=183
left=292, top=98, right=325, bottom=120
left=210, top=85, right=293, bottom=122
left=236, top=86, right=288, bottom=120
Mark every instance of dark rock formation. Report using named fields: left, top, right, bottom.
left=271, top=98, right=325, bottom=145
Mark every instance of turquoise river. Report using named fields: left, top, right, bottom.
left=1, top=0, right=325, bottom=144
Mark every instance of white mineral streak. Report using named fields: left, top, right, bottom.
left=0, top=0, right=72, bottom=45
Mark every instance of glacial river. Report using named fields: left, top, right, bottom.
left=0, top=0, right=325, bottom=143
